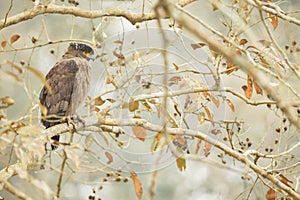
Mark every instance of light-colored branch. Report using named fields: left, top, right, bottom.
left=131, top=87, right=276, bottom=106
left=3, top=180, right=32, bottom=200
left=0, top=163, right=31, bottom=200
left=0, top=0, right=195, bottom=30
left=97, top=117, right=300, bottom=199
left=246, top=0, right=300, bottom=26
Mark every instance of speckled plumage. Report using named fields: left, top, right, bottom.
left=39, top=43, right=94, bottom=149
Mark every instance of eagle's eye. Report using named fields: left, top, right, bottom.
left=83, top=51, right=92, bottom=58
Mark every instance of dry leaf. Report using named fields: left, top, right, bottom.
left=211, top=0, right=220, bottom=11
left=130, top=171, right=143, bottom=199
left=191, top=43, right=206, bottom=50
left=168, top=76, right=182, bottom=85
left=105, top=151, right=113, bottom=164
left=1, top=96, right=14, bottom=106
left=267, top=12, right=278, bottom=29
left=176, top=157, right=186, bottom=172
left=151, top=132, right=162, bottom=152
left=204, top=107, right=214, bottom=126
left=94, top=96, right=105, bottom=106
left=204, top=142, right=212, bottom=157
left=106, top=76, right=113, bottom=84
left=242, top=75, right=253, bottom=99
left=129, top=99, right=139, bottom=112
left=172, top=62, right=179, bottom=70
left=10, top=34, right=20, bottom=44
left=258, top=40, right=272, bottom=48
left=226, top=99, right=235, bottom=112
left=266, top=188, right=276, bottom=200
left=279, top=174, right=292, bottom=187
left=239, top=39, right=248, bottom=45
left=142, top=101, right=152, bottom=112
left=211, top=95, right=220, bottom=107
left=1, top=41, right=7, bottom=48
left=253, top=81, right=263, bottom=95
left=113, top=40, right=123, bottom=44
left=132, top=126, right=146, bottom=141
left=195, top=139, right=202, bottom=154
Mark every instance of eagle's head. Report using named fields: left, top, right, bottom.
left=68, top=43, right=95, bottom=61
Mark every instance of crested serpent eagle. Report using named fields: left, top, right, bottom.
left=39, top=43, right=94, bottom=149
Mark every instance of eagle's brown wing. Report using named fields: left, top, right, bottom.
left=39, top=59, right=79, bottom=129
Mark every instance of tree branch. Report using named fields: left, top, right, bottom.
left=0, top=0, right=195, bottom=30
left=97, top=117, right=300, bottom=199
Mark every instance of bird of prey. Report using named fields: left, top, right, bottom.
left=39, top=43, right=94, bottom=149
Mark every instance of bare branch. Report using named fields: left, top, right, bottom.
left=97, top=117, right=300, bottom=199
left=0, top=0, right=196, bottom=30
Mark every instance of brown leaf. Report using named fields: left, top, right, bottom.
left=204, top=142, right=212, bottom=157
left=113, top=40, right=123, bottom=44
left=225, top=60, right=238, bottom=74
left=1, top=41, right=7, bottom=48
left=259, top=55, right=270, bottom=68
left=191, top=43, right=206, bottom=50
left=267, top=12, right=278, bottom=29
left=176, top=157, right=186, bottom=172
left=106, top=98, right=116, bottom=103
left=172, top=63, right=179, bottom=70
left=266, top=188, right=276, bottom=200
left=132, top=126, right=146, bottom=141
left=10, top=34, right=20, bottom=44
left=204, top=107, right=214, bottom=126
left=130, top=171, right=143, bottom=199
left=258, top=40, right=272, bottom=48
left=168, top=76, right=182, bottom=85
left=239, top=39, right=248, bottom=45
left=195, top=139, right=202, bottom=154
left=242, top=75, right=253, bottom=99
left=106, top=76, right=113, bottom=84
left=211, top=95, right=220, bottom=107
left=279, top=174, right=292, bottom=187
left=235, top=49, right=242, bottom=55
left=1, top=96, right=14, bottom=106
left=253, top=81, right=263, bottom=95
left=129, top=99, right=139, bottom=112
left=151, top=132, right=162, bottom=152
left=142, top=101, right=152, bottom=111
left=94, top=96, right=105, bottom=106
left=211, top=0, right=220, bottom=11
left=226, top=99, right=235, bottom=112
left=105, top=151, right=113, bottom=164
